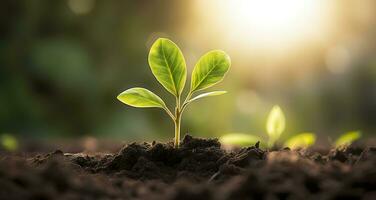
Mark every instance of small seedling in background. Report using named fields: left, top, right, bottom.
left=220, top=105, right=318, bottom=149
left=266, top=105, right=285, bottom=147
left=219, top=105, right=286, bottom=148
left=219, top=133, right=262, bottom=147
left=117, top=38, right=231, bottom=148
left=284, top=132, right=316, bottom=149
left=334, top=130, right=361, bottom=147
left=1, top=134, right=18, bottom=151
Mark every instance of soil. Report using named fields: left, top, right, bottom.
left=0, top=135, right=375, bottom=200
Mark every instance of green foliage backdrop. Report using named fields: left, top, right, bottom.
left=1, top=0, right=375, bottom=141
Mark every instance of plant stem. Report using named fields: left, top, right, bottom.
left=173, top=91, right=193, bottom=148
left=174, top=95, right=181, bottom=148
left=174, top=96, right=182, bottom=148
left=174, top=111, right=181, bottom=148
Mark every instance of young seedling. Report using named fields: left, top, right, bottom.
left=1, top=134, right=18, bottom=151
left=117, top=38, right=231, bottom=148
left=219, top=105, right=286, bottom=148
left=284, top=132, right=316, bottom=149
left=334, top=130, right=361, bottom=148
left=266, top=105, right=286, bottom=147
left=219, top=106, right=318, bottom=149
left=219, top=133, right=262, bottom=147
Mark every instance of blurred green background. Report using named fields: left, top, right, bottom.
left=1, top=0, right=375, bottom=143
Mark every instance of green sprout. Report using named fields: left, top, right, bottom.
left=1, top=134, right=18, bottom=151
left=284, top=132, right=316, bottom=149
left=220, top=105, right=286, bottom=148
left=266, top=105, right=286, bottom=147
left=220, top=105, right=317, bottom=149
left=117, top=38, right=231, bottom=148
left=334, top=130, right=361, bottom=147
left=219, top=133, right=262, bottom=147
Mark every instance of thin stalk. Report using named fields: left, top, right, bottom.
left=174, top=111, right=181, bottom=148
left=173, top=91, right=195, bottom=148
left=173, top=91, right=194, bottom=148
left=174, top=96, right=182, bottom=148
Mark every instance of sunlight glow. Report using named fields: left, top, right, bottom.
left=195, top=0, right=329, bottom=51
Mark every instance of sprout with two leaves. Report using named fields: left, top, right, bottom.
left=117, top=38, right=231, bottom=148
left=220, top=105, right=317, bottom=149
left=266, top=106, right=316, bottom=149
left=220, top=105, right=287, bottom=148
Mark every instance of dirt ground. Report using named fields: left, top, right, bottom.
left=0, top=135, right=375, bottom=200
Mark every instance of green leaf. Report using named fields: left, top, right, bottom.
left=284, top=133, right=316, bottom=149
left=190, top=50, right=231, bottom=92
left=1, top=134, right=18, bottom=151
left=266, top=105, right=286, bottom=142
left=148, top=38, right=187, bottom=96
left=335, top=131, right=361, bottom=147
left=117, top=87, right=166, bottom=109
left=220, top=133, right=263, bottom=147
left=188, top=91, right=227, bottom=103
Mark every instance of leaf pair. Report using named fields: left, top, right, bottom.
left=220, top=105, right=312, bottom=149
left=266, top=106, right=317, bottom=149
left=220, top=105, right=286, bottom=148
left=117, top=38, right=231, bottom=147
left=118, top=38, right=231, bottom=110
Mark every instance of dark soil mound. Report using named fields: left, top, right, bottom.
left=0, top=135, right=375, bottom=200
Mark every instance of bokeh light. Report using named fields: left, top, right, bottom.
left=1, top=0, right=375, bottom=145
